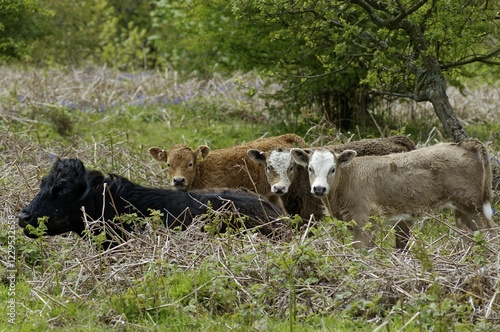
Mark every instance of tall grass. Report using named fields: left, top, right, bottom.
left=1, top=66, right=499, bottom=331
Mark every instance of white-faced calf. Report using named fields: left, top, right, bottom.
left=248, top=148, right=324, bottom=222
left=291, top=139, right=496, bottom=249
left=247, top=136, right=416, bottom=222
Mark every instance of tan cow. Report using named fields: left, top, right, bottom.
left=149, top=134, right=306, bottom=209
left=290, top=139, right=496, bottom=249
left=247, top=136, right=415, bottom=221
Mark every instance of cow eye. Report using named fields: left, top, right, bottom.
left=52, top=186, right=69, bottom=197
left=166, top=163, right=171, bottom=168
left=267, top=165, right=273, bottom=172
left=308, top=166, right=314, bottom=174
left=287, top=165, right=293, bottom=173
left=330, top=168, right=336, bottom=174
left=188, top=163, right=193, bottom=167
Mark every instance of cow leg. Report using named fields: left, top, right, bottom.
left=454, top=209, right=479, bottom=231
left=454, top=206, right=495, bottom=231
left=454, top=207, right=497, bottom=245
left=353, top=229, right=376, bottom=248
left=351, top=215, right=376, bottom=249
left=394, top=220, right=412, bottom=250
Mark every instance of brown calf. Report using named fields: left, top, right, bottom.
left=149, top=134, right=306, bottom=208
left=328, top=135, right=415, bottom=155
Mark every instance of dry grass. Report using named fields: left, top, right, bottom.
left=387, top=85, right=500, bottom=126
left=1, top=66, right=500, bottom=329
left=10, top=215, right=500, bottom=327
left=0, top=66, right=280, bottom=121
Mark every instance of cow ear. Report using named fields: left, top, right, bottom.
left=82, top=170, right=104, bottom=197
left=290, top=148, right=312, bottom=167
left=337, top=150, right=357, bottom=165
left=196, top=145, right=210, bottom=162
left=247, top=149, right=266, bottom=164
left=149, top=147, right=168, bottom=161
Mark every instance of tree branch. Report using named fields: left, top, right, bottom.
left=350, top=0, right=429, bottom=29
left=369, top=89, right=415, bottom=99
left=368, top=88, right=431, bottom=102
left=441, top=48, right=500, bottom=69
left=479, top=59, right=500, bottom=65
left=349, top=0, right=387, bottom=27
left=363, top=0, right=390, bottom=12
left=280, top=57, right=357, bottom=80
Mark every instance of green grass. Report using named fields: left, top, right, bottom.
left=1, top=66, right=499, bottom=331
left=16, top=102, right=276, bottom=150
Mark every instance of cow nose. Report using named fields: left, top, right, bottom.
left=18, top=210, right=32, bottom=227
left=173, top=177, right=186, bottom=186
left=312, top=186, right=326, bottom=196
left=273, top=184, right=287, bottom=194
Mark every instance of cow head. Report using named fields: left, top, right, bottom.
left=290, top=148, right=357, bottom=197
left=149, top=145, right=210, bottom=190
left=248, top=148, right=296, bottom=195
left=18, top=158, right=104, bottom=237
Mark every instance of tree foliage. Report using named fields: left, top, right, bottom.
left=0, top=0, right=52, bottom=61
left=229, top=0, right=500, bottom=138
left=24, top=0, right=154, bottom=69
left=2, top=0, right=499, bottom=137
left=149, top=0, right=276, bottom=75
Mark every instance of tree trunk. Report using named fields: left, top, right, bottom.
left=421, top=56, right=469, bottom=142
left=404, top=20, right=469, bottom=142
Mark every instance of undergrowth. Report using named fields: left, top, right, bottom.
left=0, top=66, right=499, bottom=331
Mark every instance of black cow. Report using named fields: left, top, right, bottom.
left=18, top=158, right=285, bottom=246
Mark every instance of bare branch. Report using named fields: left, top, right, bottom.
left=350, top=0, right=429, bottom=29
left=280, top=57, right=357, bottom=80
left=369, top=88, right=428, bottom=102
left=441, top=48, right=500, bottom=69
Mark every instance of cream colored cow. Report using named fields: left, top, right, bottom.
left=291, top=139, right=496, bottom=249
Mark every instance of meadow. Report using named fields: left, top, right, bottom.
left=1, top=66, right=499, bottom=331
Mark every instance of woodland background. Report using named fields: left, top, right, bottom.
left=3, top=0, right=499, bottom=137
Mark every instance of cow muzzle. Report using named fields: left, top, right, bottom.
left=172, top=177, right=187, bottom=189
left=272, top=184, right=287, bottom=195
left=18, top=211, right=41, bottom=238
left=312, top=185, right=327, bottom=196
left=18, top=210, right=32, bottom=227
